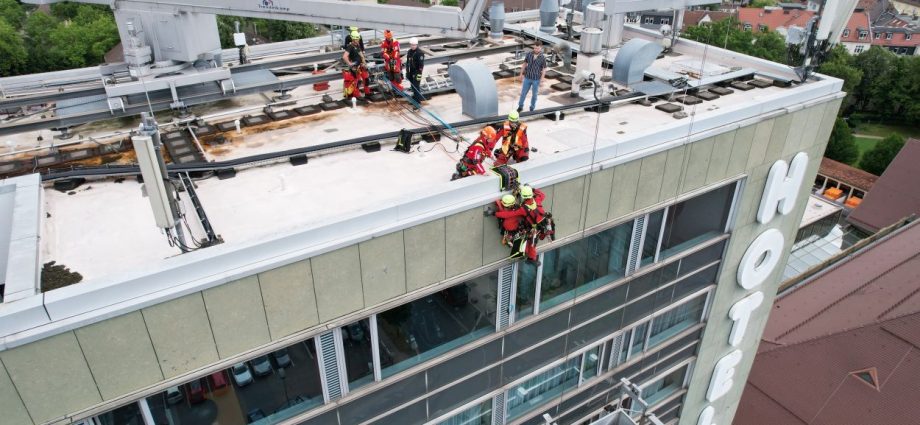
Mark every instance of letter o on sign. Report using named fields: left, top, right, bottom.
left=737, top=228, right=784, bottom=290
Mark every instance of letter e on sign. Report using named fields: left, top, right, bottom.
left=707, top=349, right=742, bottom=402
left=757, top=152, right=808, bottom=224
left=737, top=228, right=784, bottom=290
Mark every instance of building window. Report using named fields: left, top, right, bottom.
left=854, top=45, right=865, bottom=54
left=640, top=363, right=690, bottom=406
left=858, top=30, right=867, bottom=40
left=907, top=33, right=913, bottom=40
left=644, top=16, right=655, bottom=24
left=875, top=32, right=881, bottom=39
left=89, top=402, right=143, bottom=425
left=506, top=357, right=581, bottom=420
left=377, top=272, right=498, bottom=378
left=146, top=338, right=324, bottom=424
left=843, top=28, right=850, bottom=37
left=341, top=318, right=374, bottom=390
left=647, top=292, right=708, bottom=348
left=437, top=398, right=493, bottom=425
left=886, top=32, right=893, bottom=40
left=661, top=18, right=670, bottom=25
left=743, top=23, right=752, bottom=31
left=759, top=24, right=768, bottom=32
left=641, top=209, right=666, bottom=267
left=658, top=183, right=737, bottom=260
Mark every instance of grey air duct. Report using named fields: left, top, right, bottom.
left=539, top=0, right=559, bottom=33
left=489, top=2, right=505, bottom=40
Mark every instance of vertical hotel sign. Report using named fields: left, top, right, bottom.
left=697, top=152, right=809, bottom=425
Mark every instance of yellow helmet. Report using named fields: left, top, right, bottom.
left=350, top=30, right=361, bottom=40
left=349, top=26, right=359, bottom=32
left=501, top=194, right=516, bottom=207
left=508, top=110, right=519, bottom=122
left=520, top=185, right=534, bottom=199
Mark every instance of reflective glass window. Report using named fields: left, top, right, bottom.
left=516, top=261, right=539, bottom=320
left=629, top=322, right=649, bottom=358
left=660, top=183, right=736, bottom=259
left=438, top=398, right=493, bottom=425
left=581, top=345, right=601, bottom=382
left=641, top=364, right=689, bottom=406
left=538, top=242, right=586, bottom=310
left=641, top=209, right=665, bottom=267
left=94, top=402, right=143, bottom=425
left=647, top=294, right=707, bottom=349
left=341, top=318, right=374, bottom=390
left=377, top=272, right=498, bottom=378
left=506, top=357, right=581, bottom=420
left=146, top=339, right=323, bottom=425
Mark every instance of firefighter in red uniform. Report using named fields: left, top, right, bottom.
left=491, top=194, right=525, bottom=247
left=494, top=110, right=530, bottom=166
left=520, top=185, right=551, bottom=264
left=342, top=31, right=370, bottom=98
left=452, top=126, right=499, bottom=180
left=380, top=30, right=403, bottom=91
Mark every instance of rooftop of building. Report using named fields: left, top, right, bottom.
left=736, top=218, right=920, bottom=425
left=839, top=10, right=873, bottom=43
left=737, top=7, right=815, bottom=32
left=847, top=138, right=920, bottom=232
left=0, top=20, right=844, bottom=347
left=817, top=157, right=878, bottom=190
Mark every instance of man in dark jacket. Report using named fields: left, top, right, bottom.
left=405, top=37, right=425, bottom=108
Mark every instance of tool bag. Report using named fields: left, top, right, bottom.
left=491, top=164, right=519, bottom=191
left=395, top=129, right=413, bottom=153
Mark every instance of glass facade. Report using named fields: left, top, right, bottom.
left=641, top=364, right=690, bottom=406
left=85, top=180, right=737, bottom=425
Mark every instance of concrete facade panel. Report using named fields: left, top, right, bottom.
left=360, top=232, right=408, bottom=306
left=446, top=209, right=485, bottom=278
left=764, top=113, right=792, bottom=162
left=142, top=293, right=220, bottom=378
left=797, top=104, right=826, bottom=153
left=0, top=332, right=101, bottom=424
left=814, top=98, right=843, bottom=150
left=202, top=276, right=271, bottom=359
left=635, top=152, right=667, bottom=210
left=539, top=184, right=555, bottom=212
left=584, top=168, right=615, bottom=228
left=312, top=246, right=365, bottom=322
left=74, top=312, right=163, bottom=400
left=745, top=118, right=775, bottom=169
left=483, top=207, right=509, bottom=265
left=404, top=219, right=447, bottom=292
left=258, top=260, right=320, bottom=340
left=659, top=146, right=686, bottom=202
left=0, top=358, right=34, bottom=425
left=725, top=125, right=755, bottom=178
left=681, top=137, right=715, bottom=193
left=782, top=108, right=810, bottom=156
left=706, top=131, right=736, bottom=185
left=608, top=161, right=641, bottom=221
left=553, top=176, right=587, bottom=238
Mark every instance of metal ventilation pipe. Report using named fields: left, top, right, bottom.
left=489, top=2, right=505, bottom=40
left=539, top=0, right=559, bottom=34
left=585, top=2, right=606, bottom=29
left=605, top=12, right=625, bottom=47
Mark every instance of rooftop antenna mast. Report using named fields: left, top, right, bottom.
left=793, top=0, right=860, bottom=82
left=132, top=113, right=189, bottom=252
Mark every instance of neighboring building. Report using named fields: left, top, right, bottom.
left=890, top=0, right=920, bottom=15
left=680, top=10, right=733, bottom=30
left=0, top=22, right=844, bottom=425
left=847, top=138, right=920, bottom=233
left=838, top=10, right=873, bottom=54
left=814, top=157, right=878, bottom=209
left=736, top=219, right=920, bottom=425
left=737, top=7, right=815, bottom=35
left=870, top=11, right=920, bottom=55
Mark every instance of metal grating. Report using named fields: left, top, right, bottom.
left=627, top=216, right=646, bottom=274
left=609, top=333, right=625, bottom=369
left=497, top=265, right=514, bottom=330
left=492, top=392, right=506, bottom=425
left=318, top=331, right=343, bottom=400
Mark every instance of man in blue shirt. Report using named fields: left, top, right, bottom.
left=517, top=41, right=547, bottom=113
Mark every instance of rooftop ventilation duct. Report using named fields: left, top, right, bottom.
left=489, top=2, right=505, bottom=40
left=580, top=27, right=604, bottom=54
left=448, top=62, right=499, bottom=119
left=585, top=2, right=606, bottom=29
left=612, top=38, right=663, bottom=86
left=539, top=0, right=560, bottom=33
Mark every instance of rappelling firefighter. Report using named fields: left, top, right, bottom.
left=486, top=194, right=524, bottom=247
left=494, top=110, right=530, bottom=166
left=342, top=31, right=371, bottom=98
left=519, top=185, right=554, bottom=264
left=380, top=30, right=403, bottom=91
left=452, top=126, right=499, bottom=181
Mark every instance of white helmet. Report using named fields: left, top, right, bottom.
left=409, top=37, right=419, bottom=46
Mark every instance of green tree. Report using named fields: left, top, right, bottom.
left=750, top=0, right=777, bottom=7
left=860, top=133, right=905, bottom=175
left=818, top=45, right=862, bottom=111
left=682, top=18, right=788, bottom=64
left=264, top=20, right=316, bottom=42
left=0, top=0, right=25, bottom=29
left=47, top=6, right=118, bottom=69
left=852, top=47, right=897, bottom=112
left=441, top=0, right=460, bottom=5
left=0, top=19, right=27, bottom=75
left=825, top=118, right=859, bottom=165
left=23, top=10, right=57, bottom=72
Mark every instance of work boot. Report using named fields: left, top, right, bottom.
left=451, top=172, right=461, bottom=181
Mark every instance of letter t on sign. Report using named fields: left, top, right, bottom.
left=757, top=152, right=808, bottom=224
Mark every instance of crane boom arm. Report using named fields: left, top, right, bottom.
left=24, top=0, right=487, bottom=39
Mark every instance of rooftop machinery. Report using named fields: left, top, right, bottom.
left=23, top=0, right=488, bottom=114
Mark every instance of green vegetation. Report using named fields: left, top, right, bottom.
left=217, top=16, right=318, bottom=49
left=860, top=134, right=905, bottom=176
left=851, top=122, right=920, bottom=140
left=853, top=137, right=877, bottom=161
left=441, top=0, right=460, bottom=6
left=749, top=0, right=778, bottom=7
left=825, top=118, right=859, bottom=165
left=682, top=18, right=788, bottom=64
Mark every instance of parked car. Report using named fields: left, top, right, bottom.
left=165, top=386, right=183, bottom=405
left=231, top=362, right=254, bottom=387
left=247, top=408, right=266, bottom=423
left=251, top=355, right=273, bottom=377
left=209, top=370, right=229, bottom=391
left=272, top=349, right=292, bottom=369
left=187, top=379, right=206, bottom=404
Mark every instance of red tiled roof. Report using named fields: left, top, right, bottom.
left=681, top=10, right=733, bottom=29
left=870, top=32, right=920, bottom=47
left=838, top=11, right=871, bottom=43
left=737, top=7, right=815, bottom=32
left=818, top=157, right=878, bottom=191
left=847, top=139, right=920, bottom=232
left=735, top=220, right=920, bottom=425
